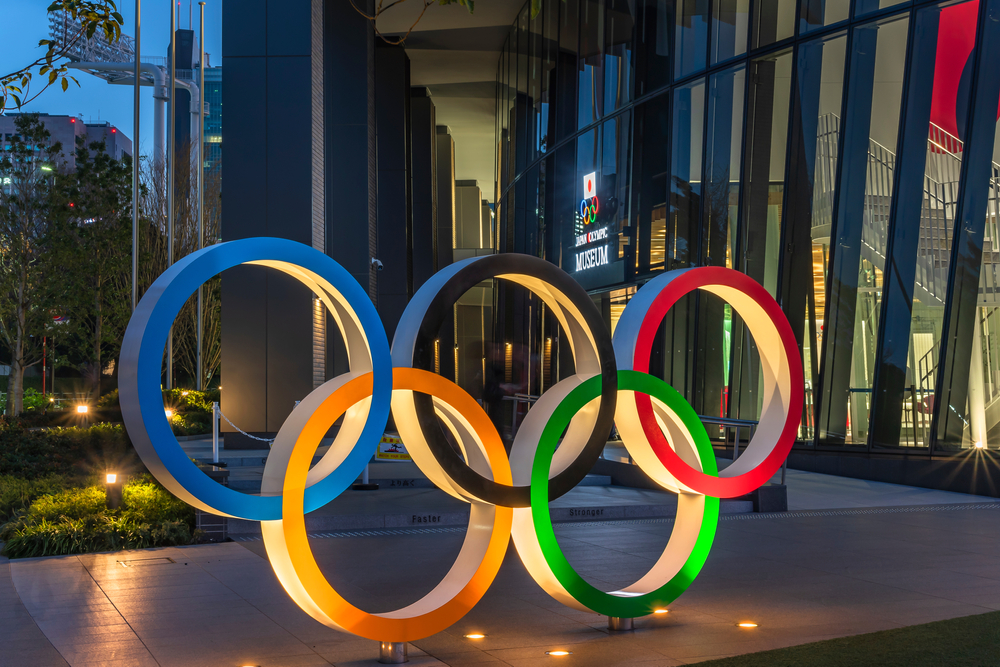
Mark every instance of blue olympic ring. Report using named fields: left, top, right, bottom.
left=119, top=238, right=392, bottom=521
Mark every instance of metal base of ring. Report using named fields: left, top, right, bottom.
left=379, top=641, right=408, bottom=663
left=608, top=616, right=634, bottom=631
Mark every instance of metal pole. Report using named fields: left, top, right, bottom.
left=196, top=1, right=205, bottom=390
left=212, top=401, right=219, bottom=464
left=132, top=0, right=141, bottom=312
left=166, top=0, right=176, bottom=390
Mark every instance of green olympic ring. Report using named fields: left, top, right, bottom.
left=525, top=370, right=719, bottom=617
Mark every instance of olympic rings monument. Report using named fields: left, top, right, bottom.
left=119, top=237, right=803, bottom=663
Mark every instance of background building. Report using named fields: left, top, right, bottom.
left=0, top=113, right=132, bottom=168
left=494, top=0, right=1000, bottom=491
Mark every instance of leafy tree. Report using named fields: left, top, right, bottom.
left=1, top=1, right=125, bottom=111
left=46, top=140, right=133, bottom=399
left=0, top=114, right=63, bottom=416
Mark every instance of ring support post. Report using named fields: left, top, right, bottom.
left=379, top=642, right=407, bottom=664
left=608, top=617, right=634, bottom=631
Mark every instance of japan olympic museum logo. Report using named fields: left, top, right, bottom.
left=120, top=238, right=802, bottom=642
left=580, top=171, right=599, bottom=224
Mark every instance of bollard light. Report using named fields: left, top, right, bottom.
left=104, top=472, right=122, bottom=510
left=76, top=404, right=88, bottom=414
left=165, top=408, right=175, bottom=419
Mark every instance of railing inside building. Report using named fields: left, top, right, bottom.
left=814, top=115, right=1000, bottom=447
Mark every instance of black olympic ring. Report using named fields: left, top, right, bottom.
left=392, top=253, right=618, bottom=508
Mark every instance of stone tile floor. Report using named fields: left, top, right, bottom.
left=5, top=498, right=1000, bottom=666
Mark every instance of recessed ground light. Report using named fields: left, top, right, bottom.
left=653, top=609, right=669, bottom=614
left=737, top=622, right=758, bottom=628
left=464, top=633, right=486, bottom=639
left=546, top=650, right=572, bottom=656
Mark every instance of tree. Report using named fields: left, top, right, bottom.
left=1, top=1, right=125, bottom=111
left=136, top=145, right=222, bottom=389
left=46, top=139, right=133, bottom=399
left=0, top=114, right=62, bottom=416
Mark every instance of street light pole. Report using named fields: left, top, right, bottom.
left=197, top=1, right=205, bottom=390
left=166, top=0, right=176, bottom=390
left=132, top=0, right=141, bottom=312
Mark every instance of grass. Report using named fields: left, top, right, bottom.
left=696, top=610, right=1000, bottom=667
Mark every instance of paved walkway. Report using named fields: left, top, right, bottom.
left=5, top=499, right=1000, bottom=666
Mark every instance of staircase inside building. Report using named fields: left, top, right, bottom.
left=813, top=115, right=1000, bottom=446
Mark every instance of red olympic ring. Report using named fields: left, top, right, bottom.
left=630, top=267, right=804, bottom=498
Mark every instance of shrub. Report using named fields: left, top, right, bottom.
left=0, top=423, right=141, bottom=479
left=0, top=475, right=71, bottom=522
left=0, top=476, right=196, bottom=558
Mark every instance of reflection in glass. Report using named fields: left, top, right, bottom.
left=800, top=0, right=850, bottom=33
left=752, top=0, right=795, bottom=48
left=712, top=0, right=749, bottom=64
left=704, top=64, right=745, bottom=270
left=788, top=33, right=846, bottom=439
left=635, top=0, right=671, bottom=95
left=578, top=0, right=605, bottom=129
left=731, top=49, right=791, bottom=421
left=670, top=79, right=705, bottom=268
left=633, top=92, right=670, bottom=273
left=842, top=18, right=907, bottom=444
left=855, top=0, right=909, bottom=18
left=604, top=0, right=634, bottom=113
left=675, top=0, right=709, bottom=77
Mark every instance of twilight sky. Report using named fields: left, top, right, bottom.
left=0, top=0, right=223, bottom=157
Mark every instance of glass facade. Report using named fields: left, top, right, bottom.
left=494, top=0, right=1000, bottom=454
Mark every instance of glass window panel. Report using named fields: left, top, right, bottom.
left=699, top=66, right=746, bottom=419
left=705, top=64, right=746, bottom=271
left=517, top=5, right=530, bottom=175
left=634, top=0, right=671, bottom=96
left=730, top=49, right=792, bottom=422
left=507, top=29, right=518, bottom=185
left=554, top=0, right=580, bottom=143
left=578, top=0, right=605, bottom=129
left=632, top=92, right=670, bottom=274
left=711, top=0, right=749, bottom=65
left=604, top=0, right=634, bottom=113
left=902, top=2, right=979, bottom=448
left=800, top=0, right=850, bottom=34
left=675, top=0, right=709, bottom=78
left=603, top=112, right=632, bottom=266
left=788, top=34, right=847, bottom=440
left=670, top=79, right=706, bottom=268
left=529, top=1, right=544, bottom=159
left=752, top=0, right=795, bottom=49
left=855, top=0, right=909, bottom=19
left=837, top=17, right=908, bottom=445
left=540, top=0, right=559, bottom=153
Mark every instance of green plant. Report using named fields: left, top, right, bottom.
left=0, top=474, right=70, bottom=522
left=0, top=475, right=195, bottom=558
left=0, top=422, right=140, bottom=478
left=21, top=388, right=52, bottom=412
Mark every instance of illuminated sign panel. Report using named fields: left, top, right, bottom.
left=575, top=172, right=611, bottom=272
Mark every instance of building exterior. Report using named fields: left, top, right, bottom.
left=0, top=113, right=132, bottom=169
left=202, top=66, right=222, bottom=174
left=494, top=0, right=1000, bottom=488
